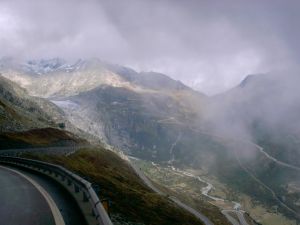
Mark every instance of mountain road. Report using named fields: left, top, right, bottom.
left=0, top=165, right=61, bottom=225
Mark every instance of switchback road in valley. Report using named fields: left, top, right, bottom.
left=234, top=152, right=300, bottom=218
left=127, top=156, right=214, bottom=225
left=222, top=210, right=249, bottom=225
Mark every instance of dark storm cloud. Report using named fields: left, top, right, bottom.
left=0, top=0, right=299, bottom=94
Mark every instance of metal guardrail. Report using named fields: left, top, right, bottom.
left=0, top=156, right=113, bottom=225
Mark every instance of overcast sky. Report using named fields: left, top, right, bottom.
left=0, top=0, right=299, bottom=94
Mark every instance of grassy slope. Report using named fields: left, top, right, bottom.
left=0, top=128, right=87, bottom=149
left=0, top=76, right=57, bottom=130
left=27, top=148, right=204, bottom=225
left=0, top=99, right=42, bottom=131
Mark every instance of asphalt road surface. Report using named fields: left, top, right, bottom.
left=0, top=165, right=86, bottom=225
left=222, top=210, right=250, bottom=225
left=0, top=166, right=57, bottom=225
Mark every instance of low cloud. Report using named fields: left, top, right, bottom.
left=0, top=0, right=299, bottom=94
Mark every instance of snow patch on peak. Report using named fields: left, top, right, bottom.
left=21, top=58, right=68, bottom=75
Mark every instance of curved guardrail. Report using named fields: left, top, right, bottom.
left=0, top=156, right=113, bottom=225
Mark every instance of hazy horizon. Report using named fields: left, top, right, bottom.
left=1, top=0, right=299, bottom=94
left=0, top=2, right=300, bottom=224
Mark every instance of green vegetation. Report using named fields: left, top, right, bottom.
left=133, top=159, right=232, bottom=225
left=0, top=128, right=86, bottom=149
left=211, top=144, right=300, bottom=222
left=0, top=76, right=65, bottom=132
left=26, top=148, right=204, bottom=225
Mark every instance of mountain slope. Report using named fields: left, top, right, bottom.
left=0, top=60, right=213, bottom=225
left=0, top=59, right=207, bottom=158
left=209, top=72, right=300, bottom=166
left=27, top=148, right=206, bottom=225
left=2, top=58, right=300, bottom=223
left=1, top=58, right=205, bottom=99
left=204, top=73, right=300, bottom=221
left=0, top=75, right=88, bottom=149
left=0, top=75, right=67, bottom=132
left=0, top=128, right=87, bottom=149
left=0, top=74, right=101, bottom=144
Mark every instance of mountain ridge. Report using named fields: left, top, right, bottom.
left=1, top=58, right=300, bottom=223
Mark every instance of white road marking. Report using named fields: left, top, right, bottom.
left=0, top=165, right=65, bottom=225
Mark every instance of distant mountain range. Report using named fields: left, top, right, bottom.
left=1, top=58, right=299, bottom=221
left=1, top=58, right=206, bottom=154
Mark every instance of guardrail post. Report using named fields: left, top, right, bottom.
left=83, top=191, right=88, bottom=202
left=92, top=208, right=96, bottom=216
left=74, top=184, right=79, bottom=193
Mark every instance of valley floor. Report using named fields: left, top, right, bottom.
left=131, top=157, right=298, bottom=225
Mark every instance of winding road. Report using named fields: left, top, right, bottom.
left=0, top=165, right=62, bottom=225
left=222, top=210, right=249, bottom=225
left=0, top=151, right=87, bottom=225
left=169, top=166, right=249, bottom=225
left=127, top=156, right=214, bottom=225
left=234, top=151, right=300, bottom=219
left=6, top=140, right=292, bottom=225
left=188, top=127, right=300, bottom=221
left=251, top=143, right=300, bottom=171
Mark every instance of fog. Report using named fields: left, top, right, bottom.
left=1, top=0, right=300, bottom=163
left=1, top=0, right=300, bottom=94
left=202, top=70, right=300, bottom=162
left=1, top=2, right=300, bottom=220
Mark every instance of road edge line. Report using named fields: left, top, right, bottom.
left=0, top=165, right=65, bottom=225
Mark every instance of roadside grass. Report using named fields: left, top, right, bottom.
left=25, top=147, right=204, bottom=225
left=0, top=128, right=86, bottom=149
